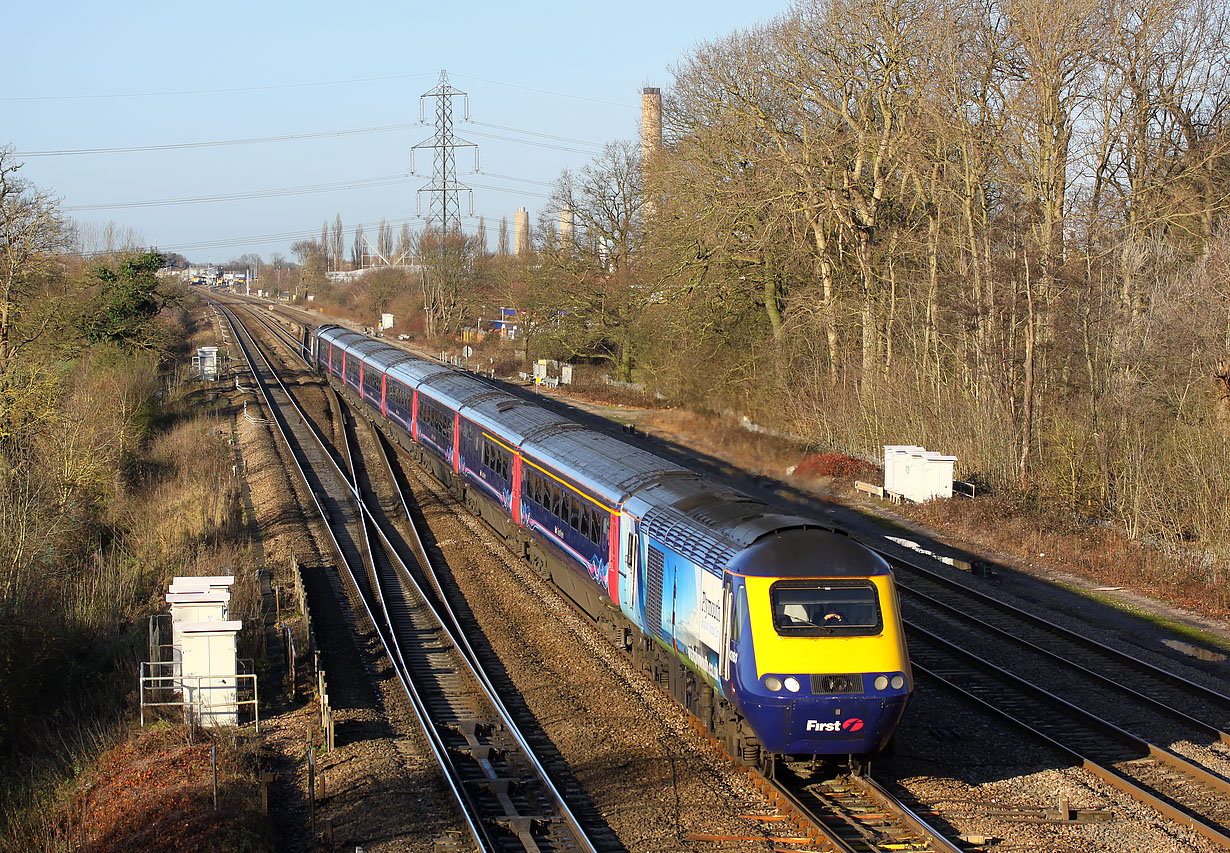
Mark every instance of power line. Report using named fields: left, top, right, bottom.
left=153, top=213, right=498, bottom=255
left=468, top=182, right=550, bottom=199
left=463, top=129, right=603, bottom=155
left=66, top=174, right=416, bottom=211
left=452, top=73, right=636, bottom=109
left=0, top=72, right=439, bottom=102
left=66, top=170, right=551, bottom=212
left=154, top=216, right=419, bottom=254
left=15, top=123, right=422, bottom=157
left=18, top=123, right=608, bottom=160
left=475, top=171, right=554, bottom=187
left=467, top=121, right=605, bottom=149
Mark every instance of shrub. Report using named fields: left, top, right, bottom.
left=793, top=452, right=875, bottom=481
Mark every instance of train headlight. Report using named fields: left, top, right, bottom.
left=784, top=677, right=801, bottom=693
left=764, top=676, right=783, bottom=692
left=874, top=675, right=889, bottom=691
left=890, top=674, right=905, bottom=690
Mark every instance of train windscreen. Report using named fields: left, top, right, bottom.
left=769, top=580, right=882, bottom=636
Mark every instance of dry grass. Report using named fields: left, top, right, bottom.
left=0, top=305, right=272, bottom=849
left=53, top=724, right=268, bottom=853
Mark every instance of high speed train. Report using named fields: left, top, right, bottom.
left=311, top=324, right=912, bottom=766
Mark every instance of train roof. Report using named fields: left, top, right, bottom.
left=312, top=327, right=859, bottom=573
left=418, top=369, right=503, bottom=410
left=727, top=528, right=891, bottom=579
left=462, top=395, right=578, bottom=447
left=346, top=338, right=393, bottom=362
left=315, top=326, right=364, bottom=348
left=521, top=427, right=691, bottom=507
left=626, top=476, right=819, bottom=573
left=364, top=345, right=423, bottom=373
left=386, top=357, right=453, bottom=387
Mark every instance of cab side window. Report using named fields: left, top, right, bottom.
left=731, top=585, right=746, bottom=644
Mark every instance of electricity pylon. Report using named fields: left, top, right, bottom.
left=412, top=70, right=478, bottom=235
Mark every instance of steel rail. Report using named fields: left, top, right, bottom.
left=900, top=581, right=1230, bottom=745
left=216, top=302, right=490, bottom=849
left=849, top=773, right=965, bottom=853
left=908, top=623, right=1230, bottom=848
left=872, top=542, right=1230, bottom=720
left=221, top=301, right=599, bottom=853
left=337, top=365, right=968, bottom=853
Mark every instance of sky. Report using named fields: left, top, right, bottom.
left=2, top=0, right=783, bottom=264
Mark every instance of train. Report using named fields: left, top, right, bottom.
left=310, top=324, right=912, bottom=767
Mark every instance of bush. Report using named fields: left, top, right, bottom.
left=793, top=452, right=875, bottom=481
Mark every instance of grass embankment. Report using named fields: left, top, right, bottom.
left=0, top=322, right=271, bottom=851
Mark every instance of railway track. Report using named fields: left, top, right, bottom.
left=908, top=624, right=1230, bottom=847
left=221, top=295, right=1230, bottom=850
left=297, top=345, right=966, bottom=852
left=224, top=298, right=967, bottom=852
left=886, top=552, right=1230, bottom=738
left=218, top=301, right=601, bottom=852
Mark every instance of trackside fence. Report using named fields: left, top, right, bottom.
left=287, top=552, right=334, bottom=751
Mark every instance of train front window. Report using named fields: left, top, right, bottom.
left=769, top=580, right=882, bottom=636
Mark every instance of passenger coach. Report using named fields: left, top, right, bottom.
left=311, top=324, right=912, bottom=765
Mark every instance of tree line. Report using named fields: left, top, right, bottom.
left=509, top=0, right=1230, bottom=569
left=206, top=0, right=1230, bottom=573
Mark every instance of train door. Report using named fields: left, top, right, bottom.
left=617, top=511, right=640, bottom=623
left=720, top=576, right=733, bottom=681
left=510, top=455, right=523, bottom=524
left=452, top=413, right=461, bottom=473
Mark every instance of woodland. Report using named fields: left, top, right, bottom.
left=300, top=0, right=1230, bottom=583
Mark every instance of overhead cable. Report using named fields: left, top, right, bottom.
left=66, top=174, right=416, bottom=211
left=16, top=123, right=422, bottom=157
left=0, top=72, right=438, bottom=102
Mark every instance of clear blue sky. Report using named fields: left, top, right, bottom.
left=3, top=0, right=783, bottom=264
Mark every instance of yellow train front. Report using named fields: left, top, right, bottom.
left=724, top=529, right=912, bottom=758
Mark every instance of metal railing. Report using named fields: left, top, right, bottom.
left=139, top=660, right=259, bottom=730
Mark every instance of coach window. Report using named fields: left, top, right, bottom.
left=420, top=400, right=453, bottom=442
left=389, top=382, right=410, bottom=412
left=482, top=439, right=510, bottom=481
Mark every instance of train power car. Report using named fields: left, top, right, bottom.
left=311, top=324, right=912, bottom=767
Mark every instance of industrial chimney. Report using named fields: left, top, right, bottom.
left=642, top=87, right=663, bottom=220
left=641, top=87, right=662, bottom=163
left=559, top=207, right=574, bottom=246
left=514, top=206, right=530, bottom=255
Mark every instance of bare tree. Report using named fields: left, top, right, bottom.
left=414, top=226, right=481, bottom=338
left=331, top=214, right=345, bottom=271
left=0, top=148, right=72, bottom=371
left=535, top=140, right=646, bottom=381
left=498, top=216, right=510, bottom=256
left=351, top=224, right=366, bottom=269
left=397, top=222, right=412, bottom=263
left=377, top=218, right=395, bottom=264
